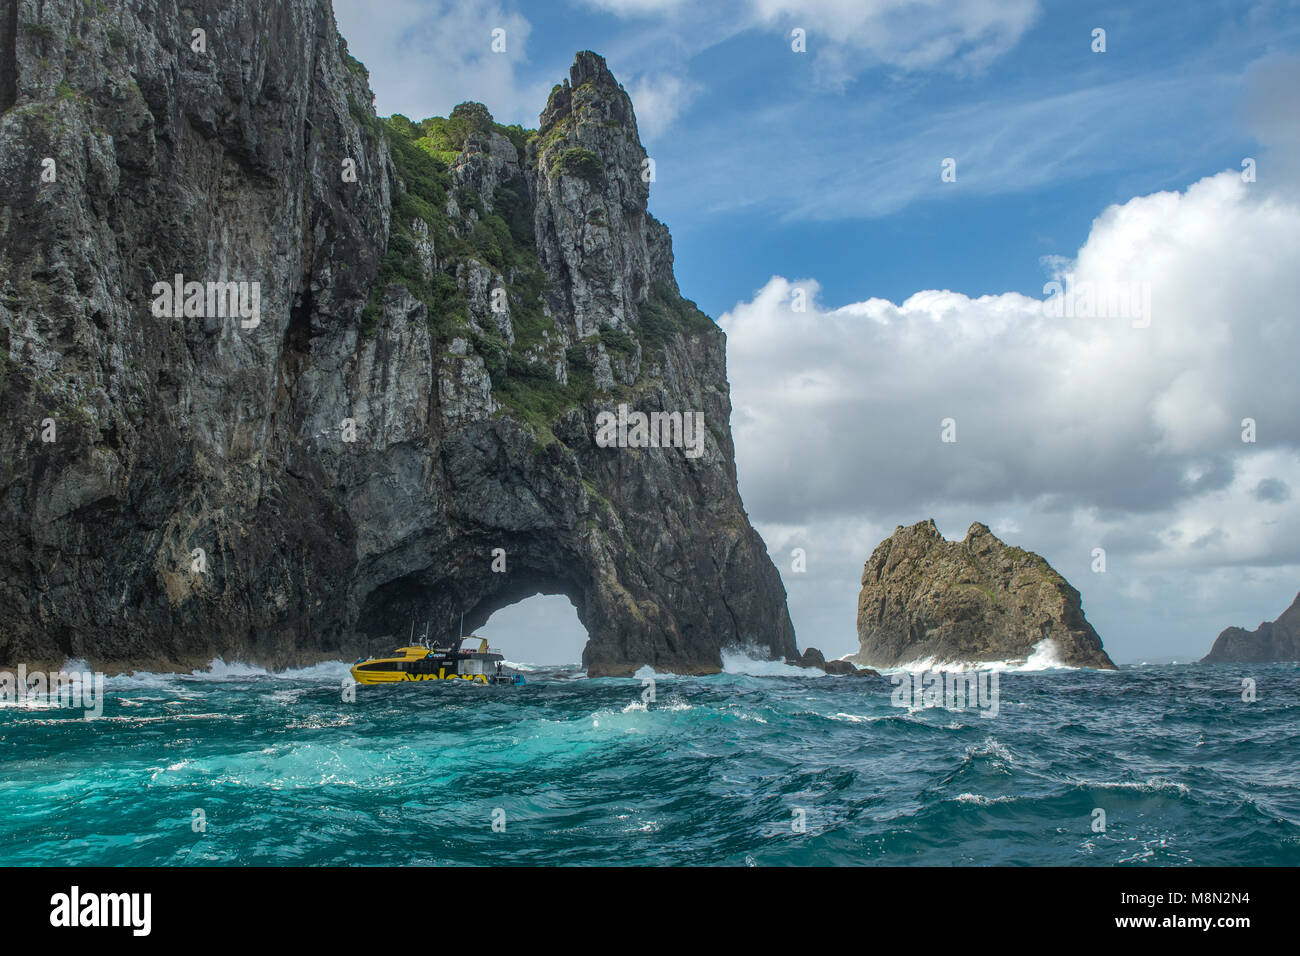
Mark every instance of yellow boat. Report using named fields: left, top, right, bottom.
left=350, top=636, right=524, bottom=686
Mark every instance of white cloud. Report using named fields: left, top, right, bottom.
left=656, top=67, right=1239, bottom=222
left=724, top=170, right=1300, bottom=516
left=333, top=1, right=700, bottom=140
left=579, top=0, right=691, bottom=15
left=722, top=167, right=1300, bottom=661
left=333, top=0, right=543, bottom=125
left=749, top=0, right=1041, bottom=81
left=584, top=0, right=1041, bottom=81
left=627, top=73, right=700, bottom=140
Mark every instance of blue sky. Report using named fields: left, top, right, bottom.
left=335, top=0, right=1300, bottom=665
left=336, top=0, right=1288, bottom=313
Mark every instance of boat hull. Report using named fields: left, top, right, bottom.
left=349, top=642, right=519, bottom=686
left=351, top=668, right=490, bottom=686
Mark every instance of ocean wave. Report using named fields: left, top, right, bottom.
left=953, top=792, right=1020, bottom=805
left=0, top=698, right=60, bottom=710
left=1071, top=777, right=1192, bottom=796
left=966, top=737, right=1018, bottom=765
left=873, top=638, right=1087, bottom=674
left=501, top=660, right=577, bottom=674
left=720, top=649, right=822, bottom=677
left=99, top=658, right=354, bottom=686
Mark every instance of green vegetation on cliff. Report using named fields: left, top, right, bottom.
left=365, top=106, right=591, bottom=433
left=362, top=108, right=538, bottom=339
left=639, top=281, right=716, bottom=348
left=361, top=98, right=716, bottom=437
left=548, top=146, right=603, bottom=186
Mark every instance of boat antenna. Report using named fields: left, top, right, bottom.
left=459, top=612, right=465, bottom=640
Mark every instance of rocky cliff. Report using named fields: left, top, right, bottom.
left=1202, top=593, right=1300, bottom=662
left=0, top=0, right=796, bottom=675
left=853, top=520, right=1115, bottom=669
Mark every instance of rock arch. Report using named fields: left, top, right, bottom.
left=0, top=7, right=797, bottom=677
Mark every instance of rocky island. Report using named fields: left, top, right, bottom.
left=852, top=520, right=1116, bottom=670
left=0, top=0, right=797, bottom=675
left=1202, top=593, right=1300, bottom=662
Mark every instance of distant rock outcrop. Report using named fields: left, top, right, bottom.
left=852, top=520, right=1116, bottom=670
left=1202, top=593, right=1300, bottom=662
left=786, top=646, right=878, bottom=677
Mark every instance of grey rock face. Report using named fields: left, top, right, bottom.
left=0, top=5, right=796, bottom=675
left=529, top=53, right=671, bottom=342
left=1202, top=593, right=1300, bottom=662
left=853, top=521, right=1116, bottom=670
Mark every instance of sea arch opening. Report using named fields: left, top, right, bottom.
left=352, top=536, right=601, bottom=666
left=474, top=592, right=589, bottom=668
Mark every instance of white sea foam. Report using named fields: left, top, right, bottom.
left=965, top=737, right=1017, bottom=765
left=1020, top=639, right=1075, bottom=671
left=56, top=636, right=1085, bottom=691
left=208, top=659, right=353, bottom=681
left=501, top=660, right=562, bottom=673
left=953, top=792, right=1018, bottom=805
left=1075, top=777, right=1191, bottom=796
left=872, top=638, right=1084, bottom=675
left=98, top=658, right=354, bottom=686
left=721, top=649, right=822, bottom=676
left=0, top=698, right=59, bottom=710
left=828, top=711, right=897, bottom=724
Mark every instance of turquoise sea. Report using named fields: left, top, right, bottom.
left=2, top=657, right=1297, bottom=866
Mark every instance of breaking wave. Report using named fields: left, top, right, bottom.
left=874, top=638, right=1088, bottom=674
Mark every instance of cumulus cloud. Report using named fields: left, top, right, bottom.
left=725, top=172, right=1300, bottom=516
left=720, top=168, right=1300, bottom=660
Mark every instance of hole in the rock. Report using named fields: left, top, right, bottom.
left=474, top=593, right=587, bottom=667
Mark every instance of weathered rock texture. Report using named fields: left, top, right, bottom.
left=1202, top=593, right=1300, bottom=662
left=853, top=520, right=1115, bottom=669
left=0, top=0, right=796, bottom=675
left=786, top=645, right=878, bottom=677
